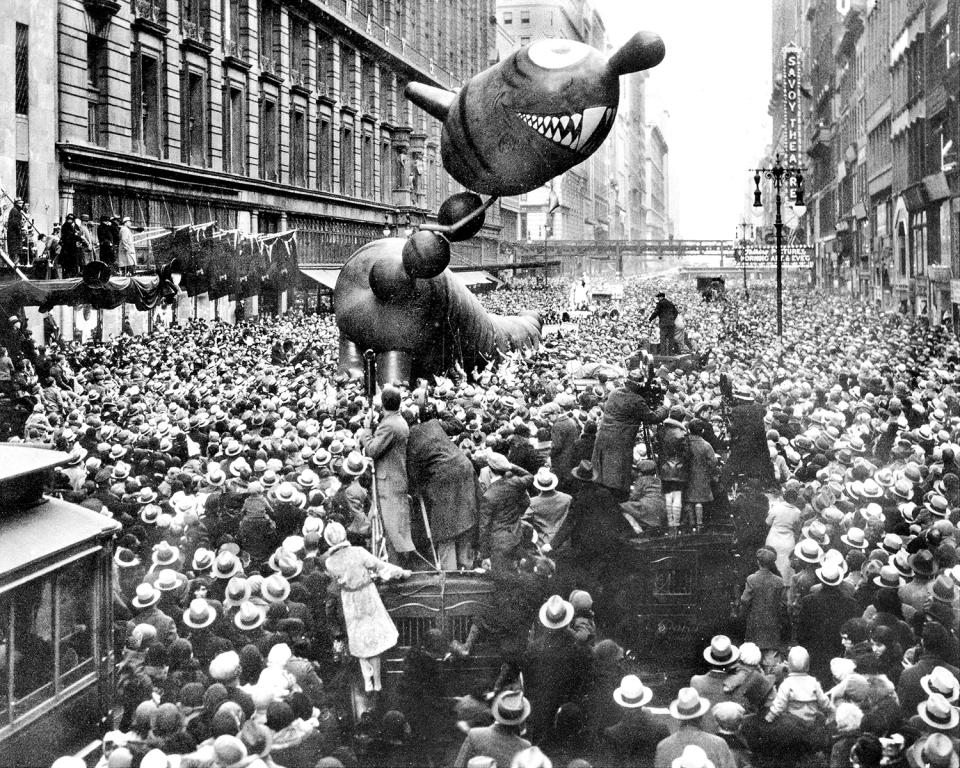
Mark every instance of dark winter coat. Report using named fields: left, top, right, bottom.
left=407, top=419, right=478, bottom=542
left=796, top=585, right=860, bottom=679
left=726, top=402, right=774, bottom=483
left=592, top=386, right=668, bottom=494
left=550, top=414, right=580, bottom=487
left=685, top=433, right=718, bottom=503
left=739, top=567, right=787, bottom=649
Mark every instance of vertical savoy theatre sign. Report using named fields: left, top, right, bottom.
left=783, top=44, right=802, bottom=201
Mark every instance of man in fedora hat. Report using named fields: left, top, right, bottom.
left=453, top=690, right=532, bottom=768
left=796, top=562, right=859, bottom=681
left=897, top=623, right=960, bottom=717
left=590, top=368, right=668, bottom=500
left=126, top=583, right=179, bottom=646
left=525, top=467, right=571, bottom=548
left=654, top=688, right=736, bottom=768
left=599, top=674, right=668, bottom=767
left=522, top=595, right=591, bottom=742
left=690, top=636, right=742, bottom=734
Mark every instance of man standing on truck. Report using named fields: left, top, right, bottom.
left=649, top=292, right=678, bottom=355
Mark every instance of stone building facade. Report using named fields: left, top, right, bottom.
left=52, top=0, right=500, bottom=264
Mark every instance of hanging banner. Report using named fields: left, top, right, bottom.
left=783, top=45, right=802, bottom=202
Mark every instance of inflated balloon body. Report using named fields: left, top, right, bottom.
left=335, top=238, right=542, bottom=384
left=334, top=30, right=665, bottom=381
left=405, top=32, right=666, bottom=195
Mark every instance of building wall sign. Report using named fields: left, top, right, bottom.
left=783, top=46, right=802, bottom=202
left=741, top=245, right=812, bottom=265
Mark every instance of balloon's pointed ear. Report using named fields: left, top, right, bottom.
left=607, top=31, right=665, bottom=77
left=404, top=82, right=456, bottom=122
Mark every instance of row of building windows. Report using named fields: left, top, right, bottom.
left=75, top=30, right=451, bottom=208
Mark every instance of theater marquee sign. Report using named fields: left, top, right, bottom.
left=783, top=45, right=802, bottom=202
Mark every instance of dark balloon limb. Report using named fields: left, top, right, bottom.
left=334, top=238, right=541, bottom=381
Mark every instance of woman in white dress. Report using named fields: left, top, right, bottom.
left=765, top=486, right=803, bottom=585
left=323, top=521, right=411, bottom=692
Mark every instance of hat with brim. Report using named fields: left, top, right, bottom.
left=154, top=568, right=186, bottom=592
left=815, top=562, right=844, bottom=586
left=268, top=549, right=303, bottom=579
left=341, top=451, right=369, bottom=477
left=538, top=594, right=574, bottom=629
left=140, top=504, right=160, bottom=525
left=918, top=694, right=960, bottom=731
left=192, top=548, right=214, bottom=573
left=909, top=550, right=940, bottom=578
left=890, top=552, right=914, bottom=579
left=613, top=675, right=653, bottom=708
left=491, top=690, right=531, bottom=726
left=669, top=687, right=711, bottom=720
left=234, top=601, right=266, bottom=631
left=873, top=565, right=905, bottom=589
left=922, top=734, right=960, bottom=768
left=926, top=495, right=951, bottom=518
left=223, top=577, right=250, bottom=610
left=840, top=527, right=868, bottom=550
left=794, top=539, right=824, bottom=564
left=183, top=598, right=217, bottom=629
left=703, top=635, right=740, bottom=667
left=212, top=551, right=242, bottom=580
left=570, top=460, right=597, bottom=482
left=533, top=468, right=559, bottom=492
left=131, top=583, right=161, bottom=609
left=152, top=541, right=180, bottom=567
left=262, top=573, right=291, bottom=603
left=114, top=547, right=141, bottom=569
left=892, top=479, right=914, bottom=500
left=922, top=667, right=960, bottom=703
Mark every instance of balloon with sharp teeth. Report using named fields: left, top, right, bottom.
left=405, top=31, right=665, bottom=197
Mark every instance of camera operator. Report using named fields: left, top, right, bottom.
left=590, top=367, right=668, bottom=501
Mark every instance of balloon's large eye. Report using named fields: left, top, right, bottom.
left=527, top=39, right=591, bottom=70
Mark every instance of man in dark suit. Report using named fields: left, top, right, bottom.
left=796, top=562, right=860, bottom=681
left=724, top=386, right=775, bottom=488
left=591, top=369, right=668, bottom=500
left=407, top=407, right=478, bottom=570
left=549, top=398, right=580, bottom=492
left=523, top=595, right=592, bottom=743
left=358, top=386, right=416, bottom=566
left=649, top=291, right=678, bottom=355
left=454, top=690, right=532, bottom=768
left=601, top=675, right=669, bottom=767
left=897, top=622, right=960, bottom=716
left=477, top=452, right=533, bottom=576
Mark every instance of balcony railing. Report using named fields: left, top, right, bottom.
left=134, top=0, right=165, bottom=25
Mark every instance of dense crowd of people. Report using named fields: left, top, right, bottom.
left=28, top=270, right=960, bottom=768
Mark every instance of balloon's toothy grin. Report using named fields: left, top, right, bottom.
left=516, top=106, right=616, bottom=153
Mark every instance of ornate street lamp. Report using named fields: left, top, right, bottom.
left=752, top=153, right=806, bottom=337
